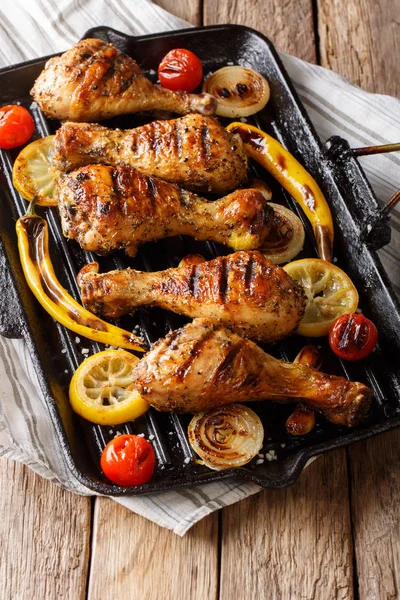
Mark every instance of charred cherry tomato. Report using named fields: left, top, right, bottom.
left=329, top=313, right=378, bottom=361
left=158, top=48, right=203, bottom=92
left=0, top=105, right=34, bottom=149
left=101, top=434, right=156, bottom=487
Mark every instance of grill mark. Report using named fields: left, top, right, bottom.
left=200, top=125, right=212, bottom=162
left=129, top=131, right=138, bottom=155
left=118, top=71, right=139, bottom=93
left=111, top=168, right=127, bottom=216
left=147, top=122, right=156, bottom=154
left=218, top=257, right=229, bottom=301
left=146, top=175, right=157, bottom=214
left=172, top=120, right=183, bottom=159
left=164, top=327, right=185, bottom=350
left=175, top=328, right=216, bottom=382
left=244, top=255, right=257, bottom=291
left=93, top=62, right=116, bottom=90
left=212, top=342, right=244, bottom=383
left=189, top=265, right=200, bottom=299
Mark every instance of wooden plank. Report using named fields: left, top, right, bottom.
left=317, top=1, right=400, bottom=597
left=349, top=432, right=400, bottom=600
left=87, top=498, right=219, bottom=599
left=204, top=0, right=317, bottom=63
left=0, top=458, right=91, bottom=600
left=153, top=0, right=202, bottom=26
left=203, top=3, right=353, bottom=598
left=317, top=0, right=400, bottom=96
left=220, top=453, right=354, bottom=600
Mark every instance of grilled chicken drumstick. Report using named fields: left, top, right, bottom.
left=53, top=114, right=248, bottom=194
left=132, top=319, right=372, bottom=427
left=58, top=165, right=272, bottom=256
left=77, top=251, right=306, bottom=343
left=31, top=38, right=217, bottom=121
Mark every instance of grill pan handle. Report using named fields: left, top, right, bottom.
left=352, top=143, right=400, bottom=248
left=324, top=137, right=400, bottom=250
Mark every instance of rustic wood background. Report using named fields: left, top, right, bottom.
left=1, top=1, right=399, bottom=598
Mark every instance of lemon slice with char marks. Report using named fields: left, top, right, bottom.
left=284, top=258, right=359, bottom=337
left=12, top=135, right=60, bottom=206
left=69, top=350, right=148, bottom=426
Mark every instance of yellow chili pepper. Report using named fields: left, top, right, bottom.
left=16, top=200, right=145, bottom=352
left=226, top=122, right=334, bottom=261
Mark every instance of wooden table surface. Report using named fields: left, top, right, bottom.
left=1, top=1, right=399, bottom=599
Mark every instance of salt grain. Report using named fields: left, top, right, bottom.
left=265, top=449, right=278, bottom=462
left=75, top=336, right=80, bottom=344
left=149, top=434, right=155, bottom=441
left=256, top=459, right=264, bottom=465
left=184, top=457, right=191, bottom=464
left=61, top=348, right=67, bottom=354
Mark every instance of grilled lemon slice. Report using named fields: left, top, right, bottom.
left=284, top=258, right=359, bottom=336
left=12, top=135, right=61, bottom=206
left=69, top=350, right=148, bottom=426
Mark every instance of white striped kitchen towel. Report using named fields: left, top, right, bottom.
left=0, top=0, right=399, bottom=535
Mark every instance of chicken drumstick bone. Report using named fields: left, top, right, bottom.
left=31, top=38, right=217, bottom=121
left=133, top=318, right=372, bottom=427
left=77, top=251, right=306, bottom=343
left=58, top=165, right=272, bottom=256
left=53, top=114, right=248, bottom=194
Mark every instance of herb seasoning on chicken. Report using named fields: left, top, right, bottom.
left=53, top=114, right=248, bottom=194
left=58, top=165, right=271, bottom=256
left=77, top=251, right=306, bottom=343
left=132, top=318, right=371, bottom=427
left=31, top=38, right=217, bottom=121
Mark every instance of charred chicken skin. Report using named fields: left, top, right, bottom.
left=132, top=319, right=372, bottom=427
left=58, top=165, right=272, bottom=256
left=77, top=251, right=306, bottom=342
left=31, top=38, right=217, bottom=121
left=53, top=114, right=248, bottom=194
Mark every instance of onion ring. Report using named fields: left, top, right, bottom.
left=188, top=404, right=264, bottom=470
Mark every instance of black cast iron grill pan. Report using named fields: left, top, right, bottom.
left=0, top=25, right=399, bottom=495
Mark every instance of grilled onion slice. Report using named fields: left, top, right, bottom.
left=202, top=66, right=270, bottom=118
left=188, top=404, right=264, bottom=470
left=259, top=203, right=305, bottom=264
